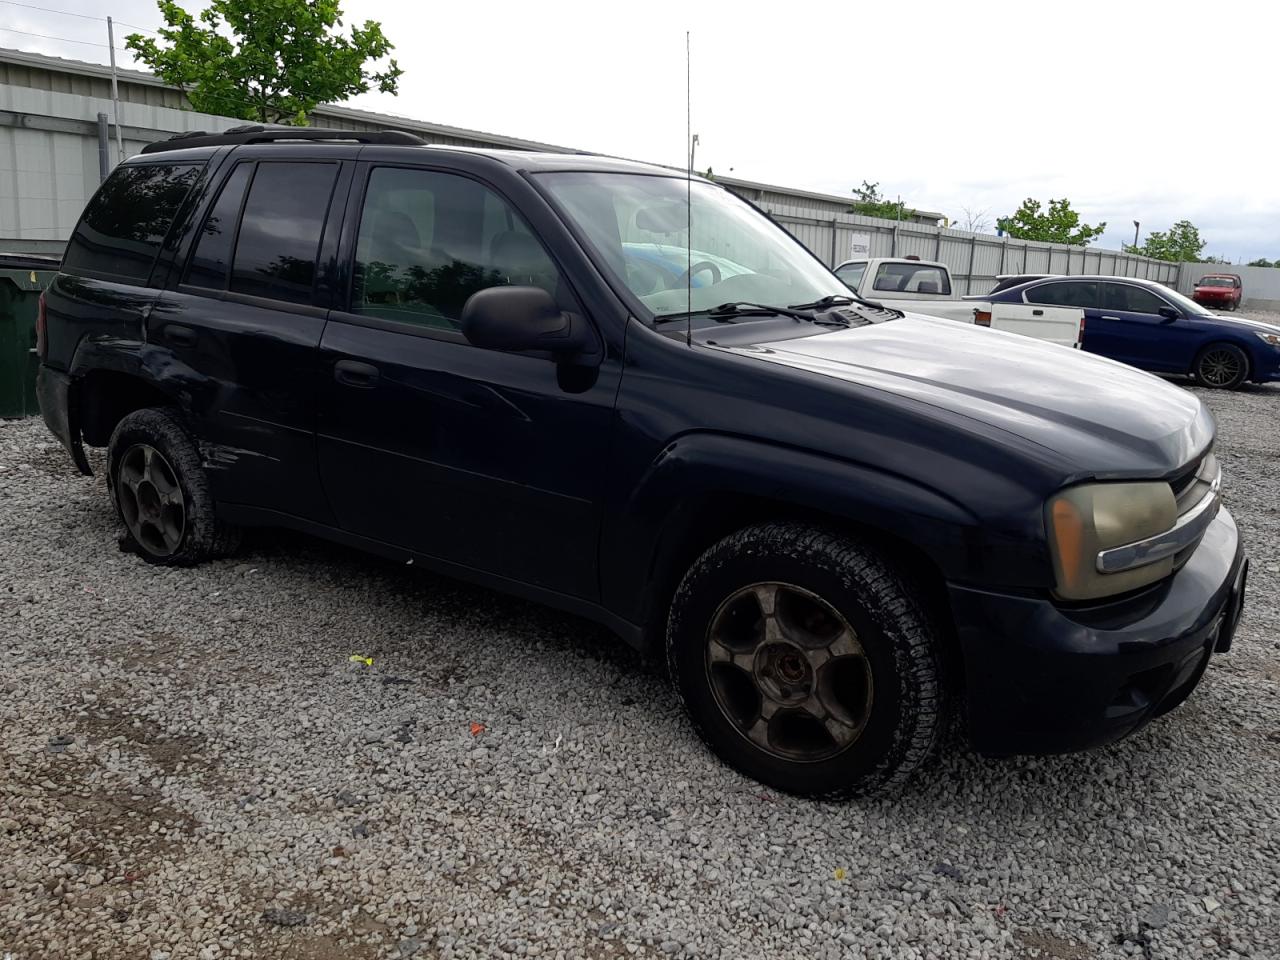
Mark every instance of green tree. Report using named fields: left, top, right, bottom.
left=850, top=181, right=914, bottom=221
left=1123, top=220, right=1206, bottom=263
left=996, top=198, right=1106, bottom=246
left=1247, top=257, right=1276, bottom=268
left=126, top=0, right=403, bottom=124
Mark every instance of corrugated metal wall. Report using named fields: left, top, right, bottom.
left=0, top=52, right=1182, bottom=292
left=1, top=84, right=244, bottom=247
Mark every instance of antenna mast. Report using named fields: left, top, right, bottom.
left=685, top=31, right=693, bottom=348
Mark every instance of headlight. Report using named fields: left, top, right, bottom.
left=1046, top=482, right=1176, bottom=600
left=1254, top=331, right=1280, bottom=349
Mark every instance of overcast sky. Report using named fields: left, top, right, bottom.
left=4, top=0, right=1277, bottom=260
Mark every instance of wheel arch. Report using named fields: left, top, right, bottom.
left=639, top=491, right=958, bottom=662
left=616, top=433, right=985, bottom=667
left=1193, top=338, right=1254, bottom=385
left=76, top=369, right=177, bottom=447
left=68, top=338, right=184, bottom=447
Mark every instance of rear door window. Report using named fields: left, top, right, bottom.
left=230, top=162, right=339, bottom=305
left=1102, top=283, right=1167, bottom=315
left=1025, top=280, right=1097, bottom=308
left=63, top=162, right=203, bottom=284
left=185, top=163, right=253, bottom=290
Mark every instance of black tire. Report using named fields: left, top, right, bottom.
left=107, top=408, right=241, bottom=565
left=665, top=523, right=947, bottom=798
left=1193, top=342, right=1250, bottom=390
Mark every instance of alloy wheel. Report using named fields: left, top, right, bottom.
left=1199, top=349, right=1243, bottom=387
left=117, top=443, right=186, bottom=557
left=704, top=582, right=873, bottom=763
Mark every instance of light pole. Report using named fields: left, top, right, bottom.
left=689, top=134, right=699, bottom=174
left=1133, top=220, right=1140, bottom=249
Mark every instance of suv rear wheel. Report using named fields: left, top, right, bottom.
left=107, top=408, right=241, bottom=565
left=666, top=522, right=946, bottom=797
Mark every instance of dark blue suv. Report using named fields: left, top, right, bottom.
left=983, top=275, right=1280, bottom=389
left=36, top=126, right=1248, bottom=796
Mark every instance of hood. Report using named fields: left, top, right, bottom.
left=1197, top=314, right=1280, bottom=335
left=722, top=315, right=1214, bottom=478
left=1194, top=285, right=1234, bottom=294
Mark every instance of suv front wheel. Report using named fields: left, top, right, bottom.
left=666, top=522, right=946, bottom=798
left=107, top=408, right=241, bottom=565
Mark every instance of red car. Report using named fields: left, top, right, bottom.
left=1192, top=273, right=1243, bottom=311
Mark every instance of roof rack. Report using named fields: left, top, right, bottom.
left=140, top=124, right=426, bottom=154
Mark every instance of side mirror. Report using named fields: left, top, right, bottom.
left=461, top=286, right=592, bottom=357
left=1157, top=306, right=1180, bottom=321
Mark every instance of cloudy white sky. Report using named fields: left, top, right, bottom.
left=3, top=0, right=1277, bottom=260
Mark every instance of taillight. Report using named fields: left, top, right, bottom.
left=974, top=309, right=992, bottom=327
left=1078, top=316, right=1086, bottom=348
left=36, top=290, right=48, bottom=360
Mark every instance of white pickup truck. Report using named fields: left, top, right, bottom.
left=833, top=257, right=1083, bottom=348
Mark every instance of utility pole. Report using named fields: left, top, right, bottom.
left=106, top=16, right=125, bottom=162
left=1132, top=220, right=1140, bottom=249
left=688, top=134, right=699, bottom=174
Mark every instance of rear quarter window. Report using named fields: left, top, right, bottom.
left=63, top=162, right=203, bottom=284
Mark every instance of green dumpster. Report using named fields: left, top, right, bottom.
left=0, top=254, right=60, bottom=419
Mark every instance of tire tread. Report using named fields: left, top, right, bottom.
left=665, top=522, right=946, bottom=798
left=107, top=408, right=241, bottom=565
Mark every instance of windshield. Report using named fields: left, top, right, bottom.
left=1158, top=285, right=1215, bottom=314
left=537, top=172, right=849, bottom=320
left=1198, top=277, right=1234, bottom=287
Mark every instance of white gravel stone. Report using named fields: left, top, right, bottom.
left=1, top=374, right=1279, bottom=959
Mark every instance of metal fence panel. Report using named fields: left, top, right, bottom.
left=748, top=198, right=1181, bottom=296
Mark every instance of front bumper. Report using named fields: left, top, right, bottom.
left=1253, top=352, right=1280, bottom=383
left=950, top=507, right=1246, bottom=756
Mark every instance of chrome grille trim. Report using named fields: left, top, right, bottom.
left=1096, top=456, right=1222, bottom=574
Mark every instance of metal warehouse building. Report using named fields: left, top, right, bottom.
left=0, top=47, right=936, bottom=248
left=1, top=46, right=1176, bottom=293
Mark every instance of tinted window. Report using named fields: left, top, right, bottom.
left=230, top=162, right=338, bottom=304
left=1026, top=280, right=1097, bottom=308
left=185, top=163, right=253, bottom=290
left=63, top=163, right=202, bottom=283
left=835, top=262, right=867, bottom=290
left=1102, top=283, right=1168, bottom=315
left=352, top=167, right=563, bottom=330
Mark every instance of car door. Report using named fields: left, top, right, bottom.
left=1019, top=279, right=1096, bottom=347
left=315, top=162, right=619, bottom=601
left=150, top=153, right=351, bottom=522
left=1090, top=281, right=1196, bottom=372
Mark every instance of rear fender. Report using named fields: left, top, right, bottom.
left=68, top=337, right=193, bottom=450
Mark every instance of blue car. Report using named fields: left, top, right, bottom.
left=982, top=276, right=1280, bottom=389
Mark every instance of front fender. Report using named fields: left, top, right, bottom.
left=600, top=431, right=1051, bottom=628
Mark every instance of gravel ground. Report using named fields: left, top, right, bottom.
left=2, top=377, right=1279, bottom=960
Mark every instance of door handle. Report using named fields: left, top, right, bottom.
left=162, top=323, right=197, bottom=347
left=1100, top=315, right=1121, bottom=321
left=1031, top=309, right=1044, bottom=316
left=333, top=359, right=381, bottom=388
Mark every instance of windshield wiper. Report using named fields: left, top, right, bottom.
left=789, top=293, right=903, bottom=317
left=654, top=301, right=818, bottom=324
